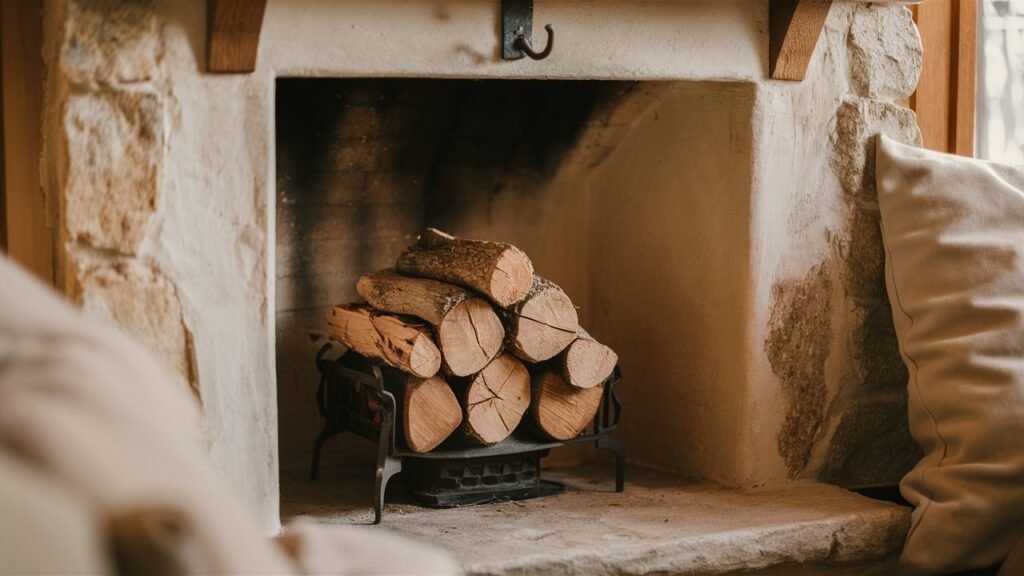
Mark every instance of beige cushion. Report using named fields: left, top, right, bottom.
left=0, top=257, right=295, bottom=575
left=0, top=450, right=110, bottom=575
left=876, top=135, right=1024, bottom=572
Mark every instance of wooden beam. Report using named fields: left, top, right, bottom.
left=770, top=0, right=835, bottom=81
left=910, top=0, right=976, bottom=156
left=207, top=0, right=267, bottom=73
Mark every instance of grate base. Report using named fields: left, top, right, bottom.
left=403, top=451, right=564, bottom=508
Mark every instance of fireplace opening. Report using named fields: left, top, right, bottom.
left=275, top=78, right=757, bottom=509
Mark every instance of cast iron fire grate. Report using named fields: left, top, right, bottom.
left=309, top=344, right=624, bottom=523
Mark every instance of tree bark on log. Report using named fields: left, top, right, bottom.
left=403, top=374, right=462, bottom=453
left=395, top=228, right=534, bottom=307
left=531, top=370, right=603, bottom=441
left=561, top=329, right=618, bottom=389
left=325, top=304, right=441, bottom=378
left=460, top=353, right=530, bottom=446
left=356, top=270, right=504, bottom=377
left=505, top=276, right=579, bottom=363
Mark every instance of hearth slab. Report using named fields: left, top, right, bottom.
left=281, top=464, right=910, bottom=575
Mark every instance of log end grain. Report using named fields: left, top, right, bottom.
left=462, top=353, right=530, bottom=446
left=489, top=246, right=535, bottom=307
left=509, top=280, right=579, bottom=363
left=563, top=336, right=619, bottom=389
left=404, top=375, right=462, bottom=453
left=532, top=370, right=603, bottom=441
left=438, top=297, right=505, bottom=377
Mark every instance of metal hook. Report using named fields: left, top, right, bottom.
left=513, top=24, right=554, bottom=61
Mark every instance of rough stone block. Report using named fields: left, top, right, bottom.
left=79, top=262, right=197, bottom=397
left=837, top=206, right=886, bottom=301
left=61, top=0, right=160, bottom=87
left=848, top=5, right=922, bottom=101
left=821, top=397, right=921, bottom=487
left=766, top=263, right=832, bottom=478
left=831, top=98, right=922, bottom=201
left=64, top=90, right=162, bottom=254
left=849, top=300, right=908, bottom=395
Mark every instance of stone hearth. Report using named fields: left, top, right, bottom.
left=283, top=464, right=910, bottom=575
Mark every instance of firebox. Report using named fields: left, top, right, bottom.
left=274, top=78, right=679, bottom=475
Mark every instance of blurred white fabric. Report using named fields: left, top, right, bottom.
left=0, top=255, right=460, bottom=575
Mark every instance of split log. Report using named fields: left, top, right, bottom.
left=325, top=304, right=441, bottom=378
left=395, top=228, right=534, bottom=307
left=404, top=375, right=462, bottom=453
left=461, top=353, right=531, bottom=446
left=356, top=270, right=504, bottom=377
left=505, top=276, right=579, bottom=363
left=562, top=329, right=618, bottom=389
left=531, top=370, right=603, bottom=441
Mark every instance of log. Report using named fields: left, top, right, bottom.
left=460, top=353, right=531, bottom=446
left=562, top=329, right=618, bottom=389
left=325, top=304, right=441, bottom=378
left=395, top=228, right=534, bottom=307
left=505, top=276, right=579, bottom=363
left=403, top=374, right=462, bottom=453
left=356, top=270, right=504, bottom=377
left=531, top=370, right=603, bottom=441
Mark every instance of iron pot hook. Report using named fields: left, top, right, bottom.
left=513, top=24, right=554, bottom=61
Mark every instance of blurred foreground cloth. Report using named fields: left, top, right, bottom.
left=0, top=256, right=458, bottom=575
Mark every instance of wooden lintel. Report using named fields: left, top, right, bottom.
left=207, top=0, right=268, bottom=73
left=770, top=0, right=834, bottom=81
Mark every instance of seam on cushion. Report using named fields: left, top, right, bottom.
left=880, top=216, right=947, bottom=541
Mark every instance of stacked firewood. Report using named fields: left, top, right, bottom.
left=326, top=228, right=618, bottom=453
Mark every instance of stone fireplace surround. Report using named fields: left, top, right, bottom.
left=42, top=0, right=924, bottom=557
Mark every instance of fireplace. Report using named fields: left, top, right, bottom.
left=42, top=3, right=924, bottom=566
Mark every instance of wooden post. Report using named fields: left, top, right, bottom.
left=911, top=0, right=977, bottom=156
left=1, top=0, right=52, bottom=282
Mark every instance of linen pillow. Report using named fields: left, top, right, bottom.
left=876, top=135, right=1024, bottom=572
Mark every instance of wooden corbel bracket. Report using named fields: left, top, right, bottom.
left=207, top=0, right=268, bottom=73
left=769, top=0, right=835, bottom=81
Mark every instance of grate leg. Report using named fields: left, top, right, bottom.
left=596, top=436, right=625, bottom=492
left=374, top=456, right=402, bottom=524
left=309, top=426, right=340, bottom=481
